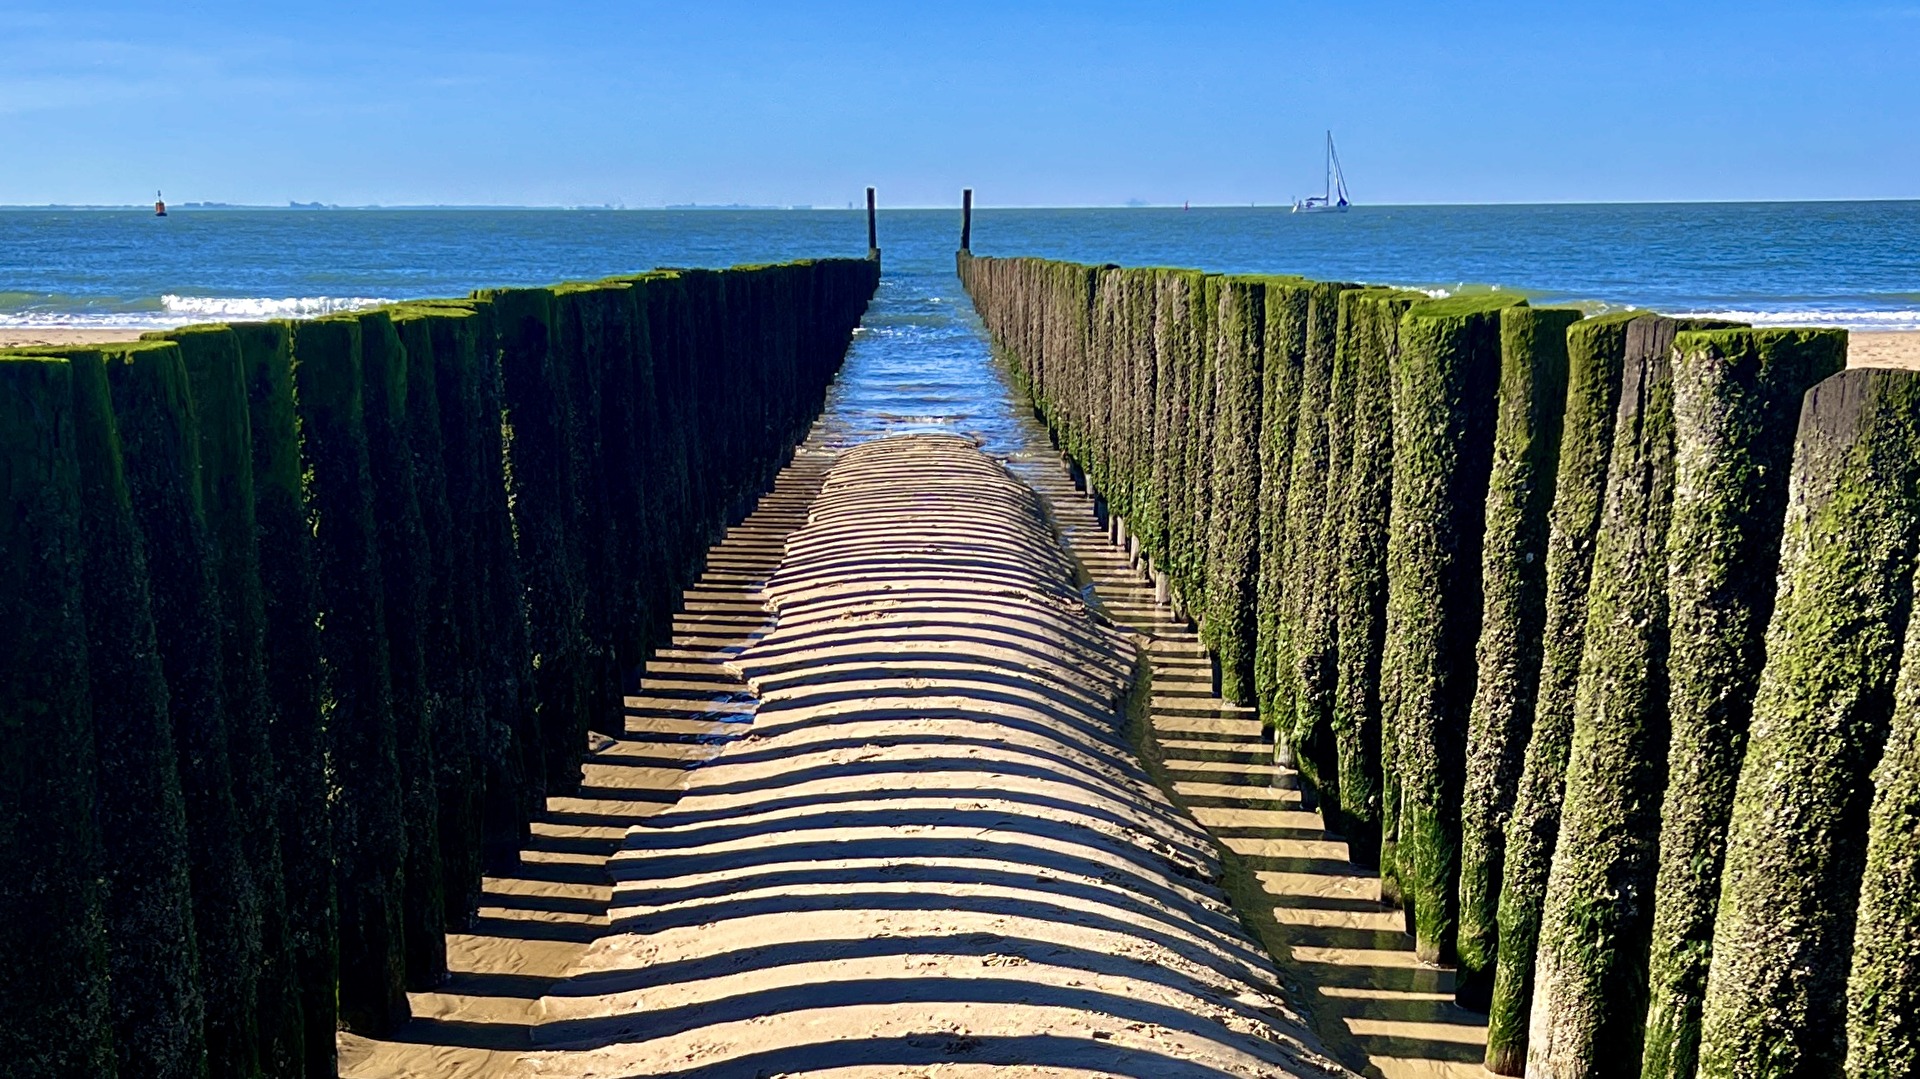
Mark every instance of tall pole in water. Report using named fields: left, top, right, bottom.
left=866, top=187, right=879, bottom=261
left=961, top=189, right=973, bottom=252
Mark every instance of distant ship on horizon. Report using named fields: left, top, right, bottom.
left=1293, top=132, right=1350, bottom=214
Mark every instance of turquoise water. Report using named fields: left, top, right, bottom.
left=4, top=203, right=1915, bottom=458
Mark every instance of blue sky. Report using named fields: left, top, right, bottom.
left=2, top=1, right=1916, bottom=207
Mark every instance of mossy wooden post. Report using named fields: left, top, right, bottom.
left=161, top=324, right=304, bottom=1074
left=357, top=310, right=448, bottom=989
left=1483, top=312, right=1638, bottom=1074
left=616, top=277, right=674, bottom=648
left=1697, top=367, right=1920, bottom=1077
left=1153, top=271, right=1197, bottom=604
left=1330, top=289, right=1420, bottom=865
left=1851, top=599, right=1920, bottom=1075
left=1184, top=275, right=1215, bottom=615
left=485, top=286, right=590, bottom=795
left=1522, top=315, right=1682, bottom=1075
left=1527, top=318, right=1766, bottom=1075
left=1453, top=306, right=1580, bottom=1009
left=458, top=298, right=546, bottom=864
left=642, top=273, right=697, bottom=593
left=233, top=319, right=338, bottom=1077
left=1638, top=328, right=1844, bottom=1079
left=394, top=309, right=486, bottom=928
left=1383, top=293, right=1517, bottom=960
left=1119, top=265, right=1152, bottom=568
left=1254, top=280, right=1311, bottom=739
left=58, top=347, right=206, bottom=1078
left=1302, top=286, right=1369, bottom=821
left=591, top=284, right=652, bottom=698
left=1282, top=281, right=1350, bottom=794
left=1204, top=275, right=1265, bottom=704
left=105, top=339, right=267, bottom=1074
left=0, top=355, right=115, bottom=1079
left=291, top=315, right=410, bottom=1035
left=550, top=289, right=601, bottom=702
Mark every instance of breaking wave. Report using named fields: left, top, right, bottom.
left=0, top=294, right=393, bottom=329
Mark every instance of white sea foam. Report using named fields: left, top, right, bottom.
left=1672, top=309, right=1920, bottom=332
left=0, top=294, right=393, bottom=329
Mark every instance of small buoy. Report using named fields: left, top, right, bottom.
left=155, top=190, right=167, bottom=217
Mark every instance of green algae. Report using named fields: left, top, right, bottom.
left=0, top=354, right=115, bottom=1078
left=1640, top=327, right=1843, bottom=1079
left=1698, top=366, right=1920, bottom=1077
left=1483, top=310, right=1639, bottom=1075
left=1454, top=306, right=1581, bottom=1009
left=1383, top=292, right=1521, bottom=963
left=291, top=315, right=410, bottom=1036
left=232, top=318, right=339, bottom=1077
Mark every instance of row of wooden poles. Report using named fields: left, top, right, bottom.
left=958, top=251, right=1919, bottom=1079
left=0, top=258, right=879, bottom=1079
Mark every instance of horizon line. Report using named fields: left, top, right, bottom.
left=4, top=196, right=1918, bottom=212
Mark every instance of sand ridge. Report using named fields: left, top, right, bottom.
left=524, top=434, right=1353, bottom=1078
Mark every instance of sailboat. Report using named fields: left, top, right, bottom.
left=1292, top=132, right=1350, bottom=214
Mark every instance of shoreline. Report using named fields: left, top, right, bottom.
left=7, top=326, right=1920, bottom=368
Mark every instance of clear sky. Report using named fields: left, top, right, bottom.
left=3, top=0, right=1916, bottom=207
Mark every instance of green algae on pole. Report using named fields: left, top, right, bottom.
left=291, top=315, right=410, bottom=1035
left=407, top=300, right=541, bottom=870
left=1528, top=318, right=1785, bottom=1076
left=1204, top=275, right=1266, bottom=705
left=1253, top=280, right=1312, bottom=740
left=105, top=338, right=268, bottom=1074
left=1175, top=272, right=1205, bottom=610
left=357, top=309, right=448, bottom=990
left=233, top=318, right=339, bottom=1078
left=392, top=308, right=487, bottom=928
left=1453, top=305, right=1581, bottom=1010
left=1383, top=292, right=1518, bottom=961
left=1851, top=599, right=1920, bottom=1075
left=161, top=324, right=306, bottom=1074
left=1639, top=327, right=1844, bottom=1079
left=1698, top=367, right=1920, bottom=1077
left=1329, top=288, right=1420, bottom=865
left=1482, top=311, right=1638, bottom=1074
left=485, top=285, right=592, bottom=795
left=62, top=347, right=206, bottom=1079
left=0, top=355, right=114, bottom=1079
left=1524, top=316, right=1696, bottom=1076
left=1155, top=270, right=1207, bottom=606
left=1282, top=281, right=1352, bottom=799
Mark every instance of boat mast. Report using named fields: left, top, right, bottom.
left=1324, top=131, right=1333, bottom=202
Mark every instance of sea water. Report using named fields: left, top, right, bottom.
left=4, top=203, right=1917, bottom=453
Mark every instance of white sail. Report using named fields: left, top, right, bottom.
left=1293, top=132, right=1351, bottom=214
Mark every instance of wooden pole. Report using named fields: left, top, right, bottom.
left=961, top=188, right=973, bottom=252
left=866, top=187, right=879, bottom=260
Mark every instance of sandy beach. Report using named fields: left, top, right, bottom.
left=0, top=327, right=145, bottom=348
left=1842, top=331, right=1920, bottom=369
